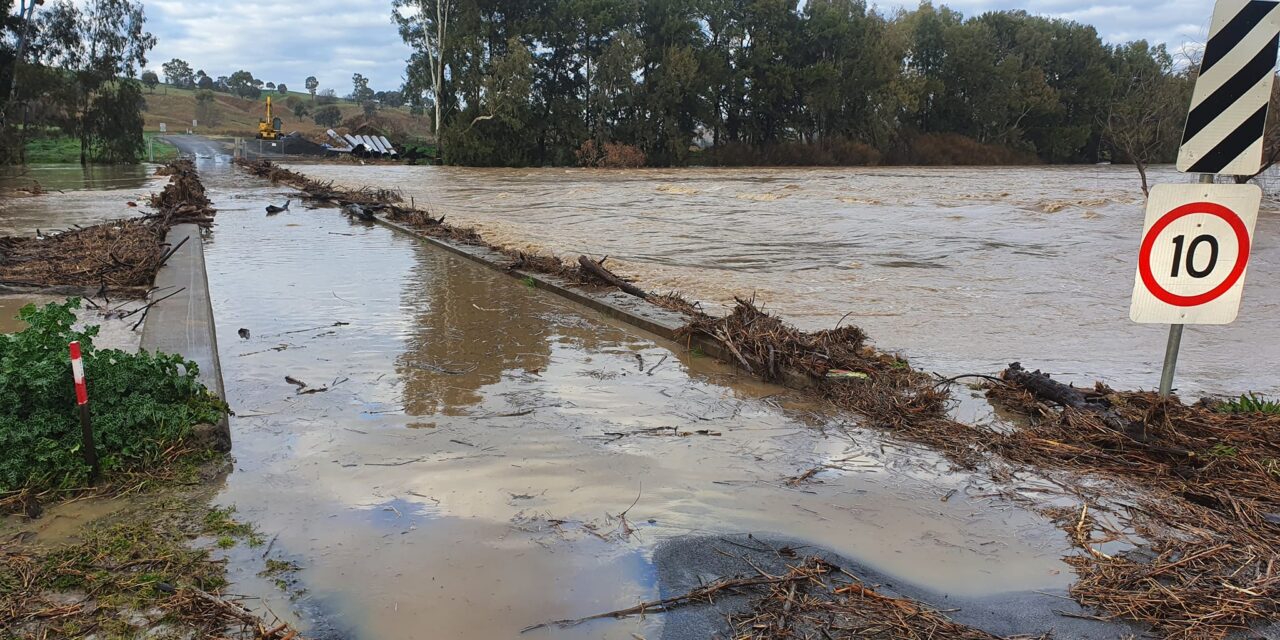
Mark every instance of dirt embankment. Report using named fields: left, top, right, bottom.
left=234, top=158, right=1279, bottom=639
left=143, top=87, right=428, bottom=140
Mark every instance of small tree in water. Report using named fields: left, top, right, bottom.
left=1102, top=42, right=1192, bottom=197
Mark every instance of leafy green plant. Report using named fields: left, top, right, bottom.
left=1216, top=393, right=1280, bottom=415
left=0, top=299, right=226, bottom=493
left=521, top=276, right=536, bottom=288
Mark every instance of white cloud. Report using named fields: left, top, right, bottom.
left=142, top=0, right=412, bottom=93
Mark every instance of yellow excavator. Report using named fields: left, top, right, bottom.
left=255, top=96, right=283, bottom=140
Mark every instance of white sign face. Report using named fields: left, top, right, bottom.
left=159, top=123, right=166, bottom=133
left=1130, top=183, right=1260, bottom=325
left=192, top=119, right=198, bottom=128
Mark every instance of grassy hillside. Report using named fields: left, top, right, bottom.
left=141, top=84, right=431, bottom=140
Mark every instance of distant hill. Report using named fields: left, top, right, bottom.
left=141, top=85, right=430, bottom=142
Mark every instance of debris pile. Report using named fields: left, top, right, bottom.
left=730, top=557, right=1000, bottom=640
left=524, top=555, right=999, bottom=639
left=685, top=300, right=1279, bottom=638
left=148, top=159, right=216, bottom=227
left=681, top=297, right=952, bottom=434
left=0, top=160, right=215, bottom=293
left=988, top=367, right=1280, bottom=639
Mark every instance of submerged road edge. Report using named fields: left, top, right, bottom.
left=372, top=215, right=815, bottom=390
left=140, top=223, right=230, bottom=449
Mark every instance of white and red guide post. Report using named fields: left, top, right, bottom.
left=69, top=341, right=99, bottom=480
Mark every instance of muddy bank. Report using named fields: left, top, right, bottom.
left=0, top=459, right=306, bottom=640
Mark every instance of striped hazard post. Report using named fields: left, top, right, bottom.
left=69, top=341, right=100, bottom=481
left=1177, top=0, right=1280, bottom=175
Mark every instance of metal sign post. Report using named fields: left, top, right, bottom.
left=1138, top=0, right=1277, bottom=396
left=1158, top=325, right=1184, bottom=397
left=1156, top=172, right=1216, bottom=396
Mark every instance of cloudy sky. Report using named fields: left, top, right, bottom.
left=136, top=0, right=1216, bottom=94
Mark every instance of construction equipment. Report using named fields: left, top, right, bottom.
left=255, top=96, right=283, bottom=140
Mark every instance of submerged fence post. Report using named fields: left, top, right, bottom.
left=69, top=341, right=99, bottom=482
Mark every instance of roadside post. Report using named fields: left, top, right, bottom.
left=69, top=341, right=99, bottom=482
left=1132, top=0, right=1278, bottom=396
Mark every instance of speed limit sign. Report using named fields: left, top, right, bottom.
left=1130, top=183, right=1260, bottom=325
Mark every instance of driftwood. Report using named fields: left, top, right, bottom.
left=521, top=570, right=816, bottom=632
left=1002, top=362, right=1090, bottom=409
left=576, top=255, right=647, bottom=299
left=190, top=588, right=300, bottom=639
left=1000, top=362, right=1194, bottom=458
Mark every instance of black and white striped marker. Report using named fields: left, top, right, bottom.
left=1177, top=0, right=1280, bottom=175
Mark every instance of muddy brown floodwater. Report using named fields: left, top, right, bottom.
left=288, top=163, right=1280, bottom=397
left=0, top=164, right=165, bottom=235
left=184, top=158, right=1093, bottom=639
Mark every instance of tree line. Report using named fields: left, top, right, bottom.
left=395, top=0, right=1196, bottom=169
left=2, top=0, right=153, bottom=163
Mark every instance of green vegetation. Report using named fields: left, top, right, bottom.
left=202, top=505, right=263, bottom=546
left=2, top=0, right=155, bottom=164
left=260, top=558, right=303, bottom=593
left=0, top=299, right=226, bottom=493
left=20, top=135, right=82, bottom=163
left=1216, top=393, right=1280, bottom=415
left=1205, top=443, right=1240, bottom=459
left=144, top=132, right=177, bottom=162
left=396, top=0, right=1196, bottom=169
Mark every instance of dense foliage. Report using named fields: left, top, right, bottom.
left=1, top=0, right=154, bottom=164
left=0, top=300, right=226, bottom=493
left=395, top=0, right=1196, bottom=167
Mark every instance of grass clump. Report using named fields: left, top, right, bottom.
left=1215, top=393, right=1280, bottom=415
left=0, top=299, right=227, bottom=496
left=203, top=505, right=263, bottom=547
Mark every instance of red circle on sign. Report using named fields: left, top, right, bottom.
left=1138, top=201, right=1251, bottom=307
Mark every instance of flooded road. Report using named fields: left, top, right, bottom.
left=288, top=163, right=1280, bottom=396
left=192, top=158, right=1086, bottom=638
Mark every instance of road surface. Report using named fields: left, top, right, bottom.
left=159, top=135, right=232, bottom=159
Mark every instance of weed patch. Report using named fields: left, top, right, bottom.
left=0, top=299, right=226, bottom=498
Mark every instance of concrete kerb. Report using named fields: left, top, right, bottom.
left=371, top=215, right=816, bottom=391
left=140, top=223, right=230, bottom=451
